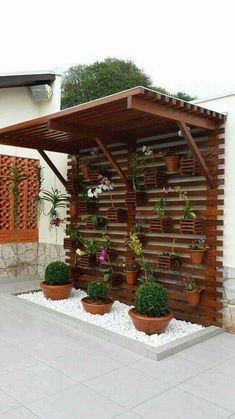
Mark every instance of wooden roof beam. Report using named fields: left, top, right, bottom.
left=127, top=96, right=217, bottom=130
left=95, top=137, right=132, bottom=191
left=37, top=149, right=67, bottom=188
left=177, top=121, right=215, bottom=188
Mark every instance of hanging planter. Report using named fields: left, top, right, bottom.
left=107, top=207, right=127, bottom=223
left=186, top=288, right=203, bottom=306
left=164, top=155, right=179, bottom=172
left=126, top=191, right=146, bottom=206
left=80, top=164, right=91, bottom=179
left=150, top=217, right=173, bottom=233
left=180, top=157, right=201, bottom=176
left=188, top=239, right=208, bottom=264
left=156, top=253, right=180, bottom=270
left=122, top=261, right=139, bottom=285
left=77, top=255, right=97, bottom=269
left=77, top=201, right=97, bottom=214
left=85, top=215, right=107, bottom=229
left=63, top=238, right=78, bottom=250
left=180, top=219, right=204, bottom=234
left=69, top=202, right=78, bottom=222
left=144, top=171, right=166, bottom=188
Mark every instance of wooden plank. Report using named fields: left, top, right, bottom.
left=37, top=149, right=67, bottom=188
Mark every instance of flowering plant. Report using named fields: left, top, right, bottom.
left=122, top=260, right=138, bottom=272
left=125, top=232, right=142, bottom=256
left=181, top=276, right=197, bottom=292
left=87, top=175, right=114, bottom=200
left=154, top=186, right=172, bottom=218
left=174, top=186, right=196, bottom=219
left=97, top=247, right=114, bottom=283
left=190, top=239, right=208, bottom=250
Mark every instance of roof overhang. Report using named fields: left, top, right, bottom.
left=0, top=73, right=56, bottom=89
left=0, top=86, right=226, bottom=154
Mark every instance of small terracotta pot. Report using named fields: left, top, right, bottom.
left=186, top=288, right=202, bottom=306
left=81, top=296, right=114, bottom=315
left=125, top=270, right=138, bottom=285
left=128, top=308, right=173, bottom=335
left=69, top=203, right=78, bottom=221
left=189, top=249, right=205, bottom=265
left=164, top=155, right=179, bottom=172
left=40, top=281, right=72, bottom=300
left=80, top=164, right=91, bottom=179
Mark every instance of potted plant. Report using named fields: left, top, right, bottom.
left=84, top=215, right=107, bottom=229
left=175, top=186, right=204, bottom=234
left=67, top=196, right=78, bottom=222
left=81, top=281, right=114, bottom=315
left=42, top=188, right=68, bottom=229
left=129, top=280, right=173, bottom=335
left=156, top=250, right=180, bottom=270
left=180, top=151, right=201, bottom=176
left=125, top=232, right=143, bottom=256
left=40, top=261, right=72, bottom=300
left=142, top=145, right=166, bottom=188
left=150, top=187, right=173, bottom=233
left=64, top=224, right=82, bottom=250
left=181, top=276, right=203, bottom=306
left=126, top=152, right=146, bottom=206
left=122, top=260, right=139, bottom=285
left=189, top=239, right=208, bottom=264
left=97, top=242, right=121, bottom=286
left=162, top=149, right=179, bottom=172
left=75, top=238, right=99, bottom=268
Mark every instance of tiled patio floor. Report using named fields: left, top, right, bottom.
left=0, top=278, right=235, bottom=419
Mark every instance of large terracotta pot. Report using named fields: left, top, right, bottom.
left=164, top=155, right=179, bottom=172
left=125, top=270, right=138, bottom=285
left=40, top=281, right=72, bottom=300
left=189, top=249, right=205, bottom=265
left=186, top=288, right=202, bottom=306
left=81, top=296, right=114, bottom=315
left=69, top=203, right=78, bottom=221
left=80, top=164, right=91, bottom=179
left=128, top=308, right=173, bottom=335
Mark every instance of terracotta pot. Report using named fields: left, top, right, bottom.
left=186, top=288, right=202, bottom=306
left=189, top=249, right=205, bottom=265
left=81, top=296, right=114, bottom=315
left=164, top=155, right=179, bottom=172
left=80, top=164, right=91, bottom=179
left=69, top=203, right=78, bottom=221
left=125, top=270, right=138, bottom=285
left=40, top=281, right=72, bottom=300
left=128, top=308, right=173, bottom=335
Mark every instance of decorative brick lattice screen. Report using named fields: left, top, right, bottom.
left=0, top=155, right=39, bottom=243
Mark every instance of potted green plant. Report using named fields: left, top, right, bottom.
left=126, top=152, right=146, bottom=206
left=67, top=196, right=78, bottom=222
left=156, top=250, right=180, bottom=270
left=150, top=188, right=173, bottom=233
left=64, top=224, right=82, bottom=250
left=189, top=239, right=208, bottom=264
left=175, top=186, right=203, bottom=234
left=129, top=280, right=173, bottom=335
left=122, top=260, right=139, bottom=285
left=42, top=188, right=68, bottom=228
left=181, top=276, right=202, bottom=306
left=40, top=261, right=72, bottom=300
left=81, top=281, right=114, bottom=315
left=142, top=145, right=166, bottom=188
left=76, top=238, right=99, bottom=268
left=125, top=232, right=142, bottom=256
left=162, top=149, right=179, bottom=172
left=84, top=215, right=107, bottom=229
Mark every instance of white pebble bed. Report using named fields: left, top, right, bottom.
left=18, top=288, right=203, bottom=348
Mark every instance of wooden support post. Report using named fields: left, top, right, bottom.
left=177, top=121, right=215, bottom=188
left=95, top=137, right=132, bottom=191
left=37, top=149, right=67, bottom=188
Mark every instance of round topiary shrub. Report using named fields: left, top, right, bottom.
left=87, top=281, right=108, bottom=301
left=135, top=282, right=168, bottom=317
left=45, top=261, right=70, bottom=285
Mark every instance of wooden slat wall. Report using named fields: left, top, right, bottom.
left=65, top=126, right=224, bottom=326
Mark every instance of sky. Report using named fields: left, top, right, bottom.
left=1, top=0, right=235, bottom=100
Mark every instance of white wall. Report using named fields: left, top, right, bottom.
left=195, top=95, right=235, bottom=271
left=0, top=74, right=68, bottom=245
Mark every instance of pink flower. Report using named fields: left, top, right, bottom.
left=98, top=248, right=107, bottom=263
left=162, top=186, right=173, bottom=194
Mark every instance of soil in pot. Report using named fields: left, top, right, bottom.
left=186, top=288, right=202, bottom=306
left=164, top=155, right=179, bottom=172
left=128, top=308, right=173, bottom=335
left=40, top=282, right=72, bottom=300
left=189, top=249, right=205, bottom=265
left=81, top=296, right=114, bottom=315
left=125, top=271, right=138, bottom=285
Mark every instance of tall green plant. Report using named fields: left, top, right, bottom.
left=42, top=188, right=68, bottom=227
left=34, top=165, right=44, bottom=221
left=5, top=165, right=28, bottom=229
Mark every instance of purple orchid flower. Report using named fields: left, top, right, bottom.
left=98, top=248, right=107, bottom=263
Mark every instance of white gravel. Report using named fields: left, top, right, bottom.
left=18, top=288, right=203, bottom=348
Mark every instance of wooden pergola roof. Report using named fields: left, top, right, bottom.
left=0, top=87, right=225, bottom=155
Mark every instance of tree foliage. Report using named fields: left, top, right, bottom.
left=61, top=58, right=195, bottom=109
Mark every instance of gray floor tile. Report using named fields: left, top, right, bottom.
left=45, top=350, right=123, bottom=382
left=179, top=370, right=235, bottom=412
left=212, top=356, right=235, bottom=378
left=133, top=387, right=232, bottom=419
left=114, top=411, right=144, bottom=419
left=0, top=363, right=77, bottom=404
left=27, top=384, right=125, bottom=419
left=176, top=341, right=232, bottom=367
left=0, top=407, right=38, bottom=418
left=0, top=389, right=20, bottom=415
left=0, top=347, right=37, bottom=375
left=85, top=366, right=170, bottom=409
left=202, top=333, right=235, bottom=354
left=87, top=341, right=144, bottom=365
left=131, top=355, right=205, bottom=385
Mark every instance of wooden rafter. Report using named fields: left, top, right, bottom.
left=177, top=121, right=215, bottom=188
left=127, top=96, right=217, bottom=131
left=95, top=137, right=132, bottom=191
left=37, top=149, right=67, bottom=188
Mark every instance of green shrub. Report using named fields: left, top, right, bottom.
left=45, top=261, right=70, bottom=285
left=87, top=281, right=108, bottom=301
left=135, top=282, right=168, bottom=317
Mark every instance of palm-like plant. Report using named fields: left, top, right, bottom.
left=42, top=188, right=68, bottom=227
left=4, top=164, right=28, bottom=229
left=34, top=165, right=44, bottom=221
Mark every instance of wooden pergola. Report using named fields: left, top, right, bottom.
left=0, top=87, right=226, bottom=326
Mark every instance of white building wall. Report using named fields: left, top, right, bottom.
left=0, top=74, right=67, bottom=246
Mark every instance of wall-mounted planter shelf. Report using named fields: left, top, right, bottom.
left=144, top=171, right=166, bottom=188
left=77, top=255, right=97, bottom=269
left=126, top=191, right=146, bottom=206
left=150, top=217, right=173, bottom=233
left=180, top=157, right=201, bottom=176
left=77, top=201, right=97, bottom=214
left=156, top=254, right=180, bottom=270
left=63, top=238, right=78, bottom=250
left=86, top=217, right=107, bottom=229
left=180, top=219, right=204, bottom=234
left=107, top=207, right=127, bottom=223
